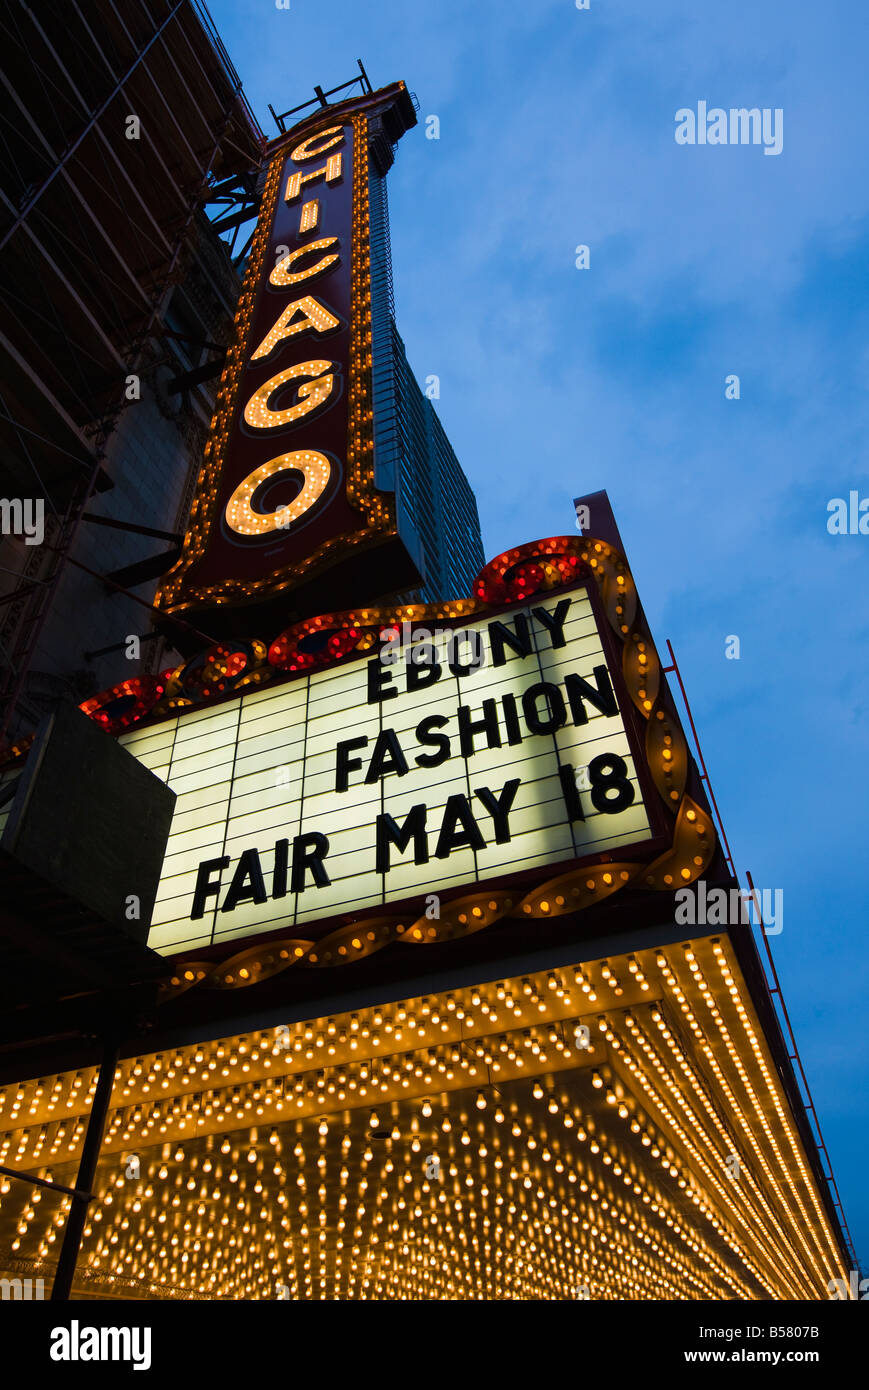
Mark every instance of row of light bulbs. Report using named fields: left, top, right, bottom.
left=3, top=1075, right=758, bottom=1300
left=0, top=940, right=846, bottom=1298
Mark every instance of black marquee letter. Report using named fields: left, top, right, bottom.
left=191, top=856, right=229, bottom=919
left=457, top=698, right=501, bottom=757
left=375, top=804, right=429, bottom=872
left=521, top=682, right=566, bottom=735
left=364, top=729, right=409, bottom=783
left=273, top=838, right=289, bottom=898
left=488, top=615, right=532, bottom=665
left=435, top=795, right=486, bottom=858
left=221, top=848, right=268, bottom=913
left=407, top=650, right=441, bottom=691
left=291, top=833, right=331, bottom=891
left=367, top=657, right=398, bottom=703
left=565, top=667, right=618, bottom=724
left=447, top=630, right=484, bottom=676
left=415, top=714, right=451, bottom=767
left=558, top=763, right=586, bottom=822
left=336, top=735, right=368, bottom=792
left=532, top=598, right=571, bottom=648
left=473, top=778, right=521, bottom=843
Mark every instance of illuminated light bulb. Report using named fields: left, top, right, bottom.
left=269, top=236, right=339, bottom=288
left=475, top=1092, right=487, bottom=1110
left=547, top=1097, right=559, bottom=1115
left=494, top=1108, right=505, bottom=1124
left=532, top=1082, right=544, bottom=1100
left=369, top=1113, right=379, bottom=1129
left=318, top=1119, right=328, bottom=1137
left=242, top=362, right=335, bottom=434
left=591, top=1072, right=604, bottom=1089
left=460, top=1130, right=470, bottom=1146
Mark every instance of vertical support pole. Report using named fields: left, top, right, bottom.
left=50, top=1036, right=119, bottom=1301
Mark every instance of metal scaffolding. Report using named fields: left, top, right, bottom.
left=0, top=0, right=265, bottom=747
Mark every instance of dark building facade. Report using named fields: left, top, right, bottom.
left=0, top=0, right=265, bottom=745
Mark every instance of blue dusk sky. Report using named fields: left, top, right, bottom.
left=207, top=0, right=869, bottom=1267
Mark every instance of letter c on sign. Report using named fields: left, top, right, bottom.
left=269, top=237, right=340, bottom=288
left=225, top=452, right=332, bottom=536
left=290, top=126, right=345, bottom=162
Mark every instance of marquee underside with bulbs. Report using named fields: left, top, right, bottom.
left=0, top=934, right=849, bottom=1300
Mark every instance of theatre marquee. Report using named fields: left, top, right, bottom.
left=121, top=583, right=654, bottom=956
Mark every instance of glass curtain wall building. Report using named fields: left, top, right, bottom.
left=369, top=167, right=484, bottom=603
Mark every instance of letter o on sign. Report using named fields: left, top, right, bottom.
left=225, top=451, right=332, bottom=536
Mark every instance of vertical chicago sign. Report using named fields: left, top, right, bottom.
left=156, top=84, right=419, bottom=630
